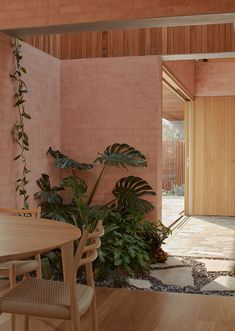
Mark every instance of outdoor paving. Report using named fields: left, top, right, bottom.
left=197, top=259, right=235, bottom=272
left=162, top=195, right=184, bottom=227
left=126, top=200, right=235, bottom=294
left=129, top=278, right=151, bottom=290
left=201, top=276, right=235, bottom=292
left=165, top=216, right=235, bottom=259
left=151, top=256, right=184, bottom=269
left=150, top=267, right=194, bottom=287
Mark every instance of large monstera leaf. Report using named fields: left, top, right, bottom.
left=95, top=143, right=147, bottom=169
left=34, top=174, right=63, bottom=204
left=47, top=147, right=93, bottom=170
left=112, top=176, right=156, bottom=214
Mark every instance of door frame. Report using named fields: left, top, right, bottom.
left=162, top=63, right=193, bottom=215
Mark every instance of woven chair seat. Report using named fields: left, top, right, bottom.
left=0, top=278, right=93, bottom=320
left=0, top=260, right=39, bottom=276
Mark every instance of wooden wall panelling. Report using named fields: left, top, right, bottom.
left=189, top=96, right=235, bottom=216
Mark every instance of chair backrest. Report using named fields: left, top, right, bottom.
left=0, top=207, right=41, bottom=220
left=70, top=220, right=104, bottom=292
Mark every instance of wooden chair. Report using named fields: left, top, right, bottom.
left=0, top=220, right=104, bottom=331
left=0, top=207, right=42, bottom=331
left=0, top=207, right=42, bottom=286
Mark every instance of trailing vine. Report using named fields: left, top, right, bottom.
left=10, top=38, right=31, bottom=209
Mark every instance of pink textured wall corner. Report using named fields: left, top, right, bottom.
left=0, top=32, right=61, bottom=208
left=0, top=33, right=163, bottom=219
left=164, top=60, right=195, bottom=97
left=61, top=56, right=162, bottom=220
left=195, top=61, right=235, bottom=96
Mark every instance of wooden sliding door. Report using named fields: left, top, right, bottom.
left=185, top=96, right=235, bottom=216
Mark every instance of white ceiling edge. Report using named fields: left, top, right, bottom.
left=161, top=52, right=235, bottom=61
left=2, top=13, right=235, bottom=37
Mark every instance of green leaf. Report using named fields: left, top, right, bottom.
left=47, top=147, right=93, bottom=170
left=112, top=176, right=156, bottom=214
left=14, top=154, right=21, bottom=161
left=34, top=174, right=64, bottom=204
left=22, top=132, right=29, bottom=140
left=61, top=176, right=87, bottom=197
left=14, top=99, right=25, bottom=107
left=23, top=139, right=29, bottom=147
left=95, top=143, right=147, bottom=169
left=20, top=67, right=27, bottom=74
left=22, top=112, right=31, bottom=119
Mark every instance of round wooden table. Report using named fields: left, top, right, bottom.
left=0, top=215, right=81, bottom=282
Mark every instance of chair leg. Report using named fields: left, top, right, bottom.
left=35, top=254, right=42, bottom=279
left=9, top=264, right=16, bottom=331
left=65, top=321, right=73, bottom=331
left=22, top=315, right=29, bottom=331
left=11, top=314, right=16, bottom=331
left=90, top=296, right=98, bottom=331
left=71, top=313, right=81, bottom=331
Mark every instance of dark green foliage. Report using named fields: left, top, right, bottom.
left=95, top=143, right=147, bottom=168
left=35, top=143, right=170, bottom=285
left=47, top=147, right=93, bottom=170
left=11, top=38, right=31, bottom=208
left=141, top=221, right=172, bottom=259
left=95, top=211, right=171, bottom=286
left=112, top=176, right=156, bottom=214
left=34, top=174, right=63, bottom=204
left=96, top=213, right=149, bottom=283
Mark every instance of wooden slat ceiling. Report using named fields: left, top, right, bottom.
left=162, top=85, right=185, bottom=121
left=23, top=24, right=235, bottom=60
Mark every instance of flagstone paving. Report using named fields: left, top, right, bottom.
left=151, top=256, right=184, bottom=269
left=129, top=216, right=235, bottom=295
left=165, top=216, right=235, bottom=259
left=201, top=276, right=235, bottom=291
left=162, top=195, right=184, bottom=227
left=129, top=278, right=151, bottom=290
left=197, top=259, right=235, bottom=272
left=150, top=267, right=194, bottom=287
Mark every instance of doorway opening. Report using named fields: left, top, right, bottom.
left=161, top=66, right=191, bottom=227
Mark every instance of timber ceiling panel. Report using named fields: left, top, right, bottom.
left=162, top=85, right=185, bottom=121
left=23, top=24, right=235, bottom=60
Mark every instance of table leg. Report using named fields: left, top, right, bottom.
left=61, top=241, right=74, bottom=282
left=61, top=242, right=74, bottom=331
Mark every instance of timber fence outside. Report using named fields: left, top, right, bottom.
left=162, top=140, right=185, bottom=192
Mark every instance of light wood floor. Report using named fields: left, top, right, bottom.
left=1, top=288, right=235, bottom=330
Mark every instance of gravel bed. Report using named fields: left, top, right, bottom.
left=149, top=256, right=235, bottom=296
left=78, top=256, right=235, bottom=296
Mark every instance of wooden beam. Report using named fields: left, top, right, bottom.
left=1, top=1, right=235, bottom=36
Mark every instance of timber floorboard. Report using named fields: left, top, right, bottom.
left=1, top=288, right=235, bottom=330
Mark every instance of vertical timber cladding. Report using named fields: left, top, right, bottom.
left=191, top=96, right=235, bottom=216
left=23, top=24, right=235, bottom=60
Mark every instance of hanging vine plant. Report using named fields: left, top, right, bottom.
left=10, top=38, right=31, bottom=208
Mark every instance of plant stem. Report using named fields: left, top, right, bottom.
left=87, top=164, right=106, bottom=205
left=11, top=38, right=31, bottom=209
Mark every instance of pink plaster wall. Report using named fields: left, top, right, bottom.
left=0, top=32, right=61, bottom=208
left=164, top=60, right=195, bottom=97
left=61, top=56, right=162, bottom=219
left=1, top=34, right=162, bottom=219
left=195, top=61, right=235, bottom=96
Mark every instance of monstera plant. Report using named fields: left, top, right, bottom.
left=35, top=143, right=155, bottom=226
left=35, top=143, right=170, bottom=285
